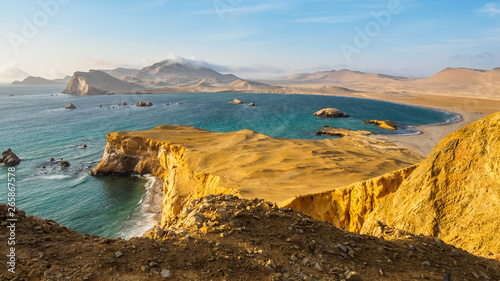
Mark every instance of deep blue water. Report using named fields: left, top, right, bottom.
left=0, top=85, right=459, bottom=238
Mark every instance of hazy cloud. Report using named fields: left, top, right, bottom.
left=0, top=62, right=30, bottom=83
left=452, top=52, right=495, bottom=60
left=477, top=2, right=500, bottom=17
left=190, top=3, right=284, bottom=16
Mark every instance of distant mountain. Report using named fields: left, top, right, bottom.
left=286, top=69, right=408, bottom=84
left=421, top=67, right=500, bottom=86
left=62, top=70, right=146, bottom=95
left=100, top=68, right=140, bottom=79
left=12, top=76, right=71, bottom=85
left=123, top=60, right=240, bottom=87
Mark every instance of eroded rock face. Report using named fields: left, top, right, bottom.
left=313, top=108, right=350, bottom=118
left=136, top=101, right=153, bottom=107
left=284, top=165, right=418, bottom=233
left=1, top=149, right=21, bottom=166
left=362, top=120, right=398, bottom=130
left=362, top=112, right=500, bottom=255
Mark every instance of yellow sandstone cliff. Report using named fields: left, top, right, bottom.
left=283, top=164, right=418, bottom=233
left=361, top=112, right=500, bottom=255
left=91, top=124, right=421, bottom=230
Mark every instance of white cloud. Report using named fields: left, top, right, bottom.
left=0, top=62, right=30, bottom=83
left=452, top=52, right=495, bottom=60
left=477, top=2, right=500, bottom=17
left=190, top=3, right=284, bottom=16
left=296, top=15, right=365, bottom=24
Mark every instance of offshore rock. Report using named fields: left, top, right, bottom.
left=1, top=149, right=21, bottom=166
left=313, top=108, right=350, bottom=118
left=64, top=103, right=77, bottom=109
left=362, top=120, right=398, bottom=130
left=136, top=101, right=153, bottom=107
left=362, top=112, right=500, bottom=255
left=316, top=126, right=372, bottom=138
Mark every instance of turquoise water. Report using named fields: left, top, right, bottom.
left=0, top=85, right=459, bottom=238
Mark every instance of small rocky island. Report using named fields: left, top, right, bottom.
left=316, top=126, right=373, bottom=138
left=363, top=120, right=398, bottom=130
left=1, top=149, right=21, bottom=166
left=64, top=103, right=77, bottom=109
left=313, top=108, right=350, bottom=118
left=136, top=101, right=153, bottom=107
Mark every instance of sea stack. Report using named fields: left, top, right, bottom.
left=1, top=149, right=21, bottom=166
left=313, top=108, right=350, bottom=118
left=65, top=103, right=77, bottom=109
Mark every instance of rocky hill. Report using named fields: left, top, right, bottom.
left=11, top=75, right=71, bottom=85
left=361, top=111, right=500, bottom=256
left=62, top=70, right=146, bottom=95
left=2, top=196, right=499, bottom=281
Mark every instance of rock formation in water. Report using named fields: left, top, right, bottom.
left=362, top=120, right=398, bottom=130
left=313, top=108, right=350, bottom=118
left=62, top=70, right=146, bottom=95
left=361, top=112, right=500, bottom=255
left=136, top=101, right=153, bottom=107
left=64, top=103, right=77, bottom=109
left=316, top=126, right=372, bottom=138
left=229, top=98, right=245, bottom=104
left=1, top=149, right=21, bottom=166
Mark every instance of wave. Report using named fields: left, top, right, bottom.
left=115, top=175, right=160, bottom=239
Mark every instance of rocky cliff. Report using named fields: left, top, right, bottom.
left=283, top=165, right=418, bottom=233
left=62, top=70, right=146, bottom=95
left=361, top=112, right=500, bottom=255
left=91, top=125, right=421, bottom=230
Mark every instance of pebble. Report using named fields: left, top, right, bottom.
left=161, top=269, right=173, bottom=278
left=149, top=262, right=158, bottom=267
left=337, top=244, right=348, bottom=253
left=314, top=262, right=323, bottom=272
left=346, top=271, right=363, bottom=281
left=115, top=251, right=123, bottom=258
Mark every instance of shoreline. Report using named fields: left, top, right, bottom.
left=268, top=90, right=500, bottom=157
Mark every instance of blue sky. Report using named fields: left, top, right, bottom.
left=0, top=0, right=499, bottom=82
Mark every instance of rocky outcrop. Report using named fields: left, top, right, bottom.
left=4, top=199, right=500, bottom=280
left=362, top=120, right=398, bottom=130
left=62, top=70, right=146, bottom=95
left=136, top=101, right=153, bottom=107
left=64, top=103, right=76, bottom=109
left=248, top=103, right=258, bottom=106
left=119, top=101, right=127, bottom=106
left=313, top=108, right=350, bottom=118
left=229, top=98, right=245, bottom=104
left=361, top=112, right=500, bottom=255
left=316, top=126, right=372, bottom=138
left=283, top=165, right=418, bottom=233
left=1, top=149, right=21, bottom=166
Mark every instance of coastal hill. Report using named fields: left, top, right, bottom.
left=11, top=75, right=71, bottom=85
left=285, top=69, right=408, bottom=84
left=100, top=67, right=140, bottom=80
left=62, top=70, right=146, bottom=95
left=62, top=60, right=284, bottom=94
left=123, top=59, right=240, bottom=87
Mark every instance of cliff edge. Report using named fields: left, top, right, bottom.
left=361, top=112, right=500, bottom=255
left=91, top=125, right=421, bottom=229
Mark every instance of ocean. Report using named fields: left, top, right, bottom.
left=0, top=85, right=459, bottom=238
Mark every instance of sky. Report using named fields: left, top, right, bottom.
left=0, top=0, right=499, bottom=82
